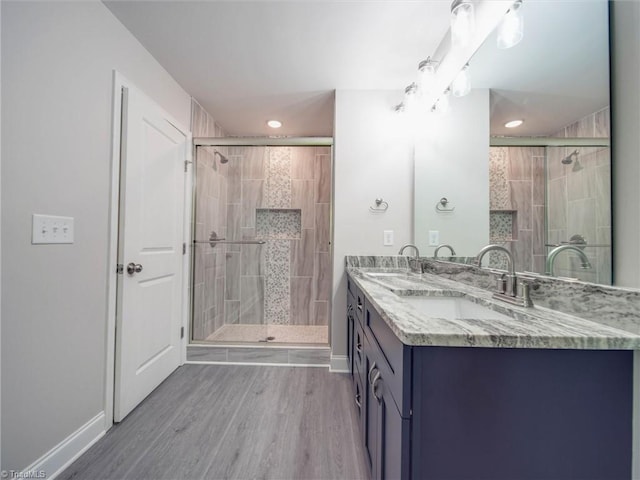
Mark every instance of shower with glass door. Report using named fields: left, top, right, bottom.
left=190, top=142, right=332, bottom=345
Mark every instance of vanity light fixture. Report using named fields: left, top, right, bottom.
left=267, top=120, right=282, bottom=128
left=497, top=0, right=524, bottom=49
left=418, top=57, right=438, bottom=94
left=452, top=63, right=471, bottom=97
left=404, top=83, right=419, bottom=112
left=451, top=0, right=476, bottom=49
left=504, top=119, right=524, bottom=128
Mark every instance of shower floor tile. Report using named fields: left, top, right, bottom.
left=205, top=324, right=328, bottom=344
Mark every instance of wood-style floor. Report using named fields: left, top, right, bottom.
left=60, top=365, right=369, bottom=480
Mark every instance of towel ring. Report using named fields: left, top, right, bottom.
left=370, top=198, right=389, bottom=213
left=435, top=197, right=455, bottom=212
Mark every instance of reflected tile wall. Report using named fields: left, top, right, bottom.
left=489, top=147, right=545, bottom=274
left=191, top=100, right=229, bottom=341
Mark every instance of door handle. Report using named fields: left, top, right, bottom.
left=127, top=262, right=143, bottom=275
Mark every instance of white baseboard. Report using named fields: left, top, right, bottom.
left=329, top=354, right=349, bottom=373
left=22, top=412, right=106, bottom=480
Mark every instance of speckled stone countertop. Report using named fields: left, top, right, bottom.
left=346, top=263, right=640, bottom=350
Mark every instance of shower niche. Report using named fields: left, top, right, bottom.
left=191, top=145, right=331, bottom=346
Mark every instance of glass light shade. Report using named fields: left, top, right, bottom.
left=404, top=83, right=419, bottom=112
left=451, top=0, right=475, bottom=49
left=497, top=0, right=524, bottom=49
left=418, top=59, right=437, bottom=94
left=452, top=65, right=471, bottom=97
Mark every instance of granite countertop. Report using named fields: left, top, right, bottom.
left=347, top=266, right=640, bottom=349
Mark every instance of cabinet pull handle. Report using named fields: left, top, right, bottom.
left=357, top=304, right=363, bottom=312
left=356, top=342, right=362, bottom=354
left=371, top=371, right=382, bottom=401
left=355, top=392, right=362, bottom=408
left=368, top=362, right=377, bottom=384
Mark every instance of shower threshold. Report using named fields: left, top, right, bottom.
left=204, top=324, right=328, bottom=345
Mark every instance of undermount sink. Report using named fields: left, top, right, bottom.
left=365, top=272, right=412, bottom=278
left=404, top=296, right=513, bottom=321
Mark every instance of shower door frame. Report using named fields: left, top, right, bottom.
left=190, top=136, right=334, bottom=346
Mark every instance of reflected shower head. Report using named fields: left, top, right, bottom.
left=561, top=149, right=579, bottom=165
left=214, top=150, right=229, bottom=164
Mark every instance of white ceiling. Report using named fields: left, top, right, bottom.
left=104, top=0, right=610, bottom=138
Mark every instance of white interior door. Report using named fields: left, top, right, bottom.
left=114, top=85, right=187, bottom=422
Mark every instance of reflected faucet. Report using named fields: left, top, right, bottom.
left=475, top=244, right=533, bottom=307
left=433, top=244, right=456, bottom=259
left=398, top=244, right=420, bottom=259
left=545, top=245, right=592, bottom=276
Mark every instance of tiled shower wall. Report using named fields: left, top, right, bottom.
left=191, top=100, right=229, bottom=340
left=225, top=146, right=332, bottom=328
left=489, top=146, right=546, bottom=273
left=547, top=107, right=611, bottom=284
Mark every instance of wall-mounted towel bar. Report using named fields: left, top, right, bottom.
left=193, top=239, right=267, bottom=246
left=193, top=230, right=266, bottom=248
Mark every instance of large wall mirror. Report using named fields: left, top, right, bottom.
left=415, top=0, right=611, bottom=285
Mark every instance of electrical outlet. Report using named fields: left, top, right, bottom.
left=428, top=230, right=439, bottom=246
left=383, top=230, right=394, bottom=246
left=32, top=214, right=74, bottom=244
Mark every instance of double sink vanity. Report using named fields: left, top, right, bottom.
left=346, top=255, right=640, bottom=480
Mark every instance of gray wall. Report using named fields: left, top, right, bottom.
left=611, top=0, right=640, bottom=287
left=332, top=90, right=414, bottom=363
left=1, top=1, right=190, bottom=471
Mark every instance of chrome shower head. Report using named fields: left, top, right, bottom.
left=561, top=149, right=579, bottom=165
left=214, top=150, right=229, bottom=164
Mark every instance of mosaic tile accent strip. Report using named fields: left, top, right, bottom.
left=265, top=240, right=291, bottom=325
left=255, top=209, right=301, bottom=239
left=490, top=211, right=514, bottom=242
left=490, top=147, right=510, bottom=210
left=266, top=146, right=291, bottom=208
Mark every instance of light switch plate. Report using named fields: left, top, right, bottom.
left=32, top=214, right=74, bottom=244
left=428, top=230, right=440, bottom=246
left=383, top=230, right=394, bottom=246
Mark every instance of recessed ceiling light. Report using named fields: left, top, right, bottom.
left=504, top=119, right=524, bottom=128
left=267, top=120, right=282, bottom=128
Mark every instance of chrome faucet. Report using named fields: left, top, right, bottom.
left=433, top=244, right=456, bottom=259
left=398, top=244, right=420, bottom=259
left=545, top=245, right=592, bottom=276
left=475, top=244, right=533, bottom=307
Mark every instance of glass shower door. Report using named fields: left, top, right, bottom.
left=545, top=145, right=612, bottom=284
left=191, top=144, right=331, bottom=345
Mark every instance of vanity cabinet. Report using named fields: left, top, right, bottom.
left=347, top=282, right=633, bottom=480
left=362, top=324, right=410, bottom=480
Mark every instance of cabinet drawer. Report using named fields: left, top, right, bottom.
left=365, top=303, right=411, bottom=418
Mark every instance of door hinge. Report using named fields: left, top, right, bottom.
left=183, top=242, right=187, bottom=255
left=116, top=264, right=124, bottom=274
left=180, top=326, right=185, bottom=339
left=184, top=160, right=192, bottom=172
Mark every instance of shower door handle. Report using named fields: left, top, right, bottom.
left=127, top=262, right=143, bottom=275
